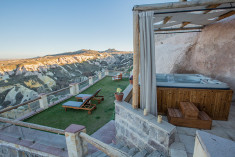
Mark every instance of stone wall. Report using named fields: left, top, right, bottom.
left=115, top=101, right=176, bottom=155
left=0, top=145, right=44, bottom=157
left=0, top=125, right=68, bottom=157
left=155, top=15, right=235, bottom=101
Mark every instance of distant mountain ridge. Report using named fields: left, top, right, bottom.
left=45, top=49, right=127, bottom=57
left=0, top=49, right=132, bottom=76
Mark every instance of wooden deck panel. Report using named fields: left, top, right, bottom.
left=137, top=86, right=232, bottom=120
left=167, top=108, right=212, bottom=129
left=180, top=102, right=199, bottom=119
left=155, top=87, right=233, bottom=120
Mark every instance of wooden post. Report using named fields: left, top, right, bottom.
left=132, top=11, right=140, bottom=109
left=65, top=124, right=88, bottom=157
left=0, top=117, right=65, bottom=134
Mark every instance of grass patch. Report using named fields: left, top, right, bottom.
left=95, top=116, right=100, bottom=119
left=24, top=77, right=129, bottom=135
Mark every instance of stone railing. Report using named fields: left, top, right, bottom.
left=0, top=117, right=129, bottom=157
left=0, top=70, right=131, bottom=120
left=0, top=69, right=132, bottom=157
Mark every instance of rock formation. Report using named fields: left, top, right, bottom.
left=155, top=15, right=235, bottom=100
left=0, top=49, right=133, bottom=108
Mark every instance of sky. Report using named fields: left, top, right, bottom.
left=0, top=0, right=176, bottom=59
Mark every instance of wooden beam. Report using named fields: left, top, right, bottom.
left=0, top=117, right=65, bottom=134
left=132, top=11, right=140, bottom=109
left=133, top=0, right=234, bottom=11
left=0, top=97, right=40, bottom=114
left=47, top=86, right=70, bottom=96
left=181, top=22, right=191, bottom=28
left=155, top=26, right=203, bottom=32
left=217, top=10, right=235, bottom=21
left=80, top=132, right=130, bottom=157
left=204, top=4, right=221, bottom=14
left=163, top=16, right=172, bottom=24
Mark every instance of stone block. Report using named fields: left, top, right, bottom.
left=129, top=131, right=138, bottom=144
left=148, top=140, right=167, bottom=155
left=169, top=142, right=186, bottom=151
left=142, top=121, right=149, bottom=135
left=169, top=131, right=176, bottom=146
left=149, top=125, right=158, bottom=140
left=170, top=149, right=187, bottom=157
left=157, top=130, right=168, bottom=146
left=115, top=101, right=176, bottom=156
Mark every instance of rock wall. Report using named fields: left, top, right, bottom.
left=155, top=16, right=235, bottom=100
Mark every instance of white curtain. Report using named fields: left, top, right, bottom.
left=139, top=11, right=157, bottom=116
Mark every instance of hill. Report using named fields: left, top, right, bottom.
left=0, top=49, right=133, bottom=109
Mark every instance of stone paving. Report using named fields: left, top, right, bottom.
left=88, top=102, right=235, bottom=156
left=0, top=124, right=68, bottom=157
left=88, top=120, right=116, bottom=154
left=163, top=102, right=235, bottom=157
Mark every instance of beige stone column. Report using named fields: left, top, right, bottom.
left=69, top=83, right=76, bottom=95
left=89, top=77, right=93, bottom=85
left=74, top=83, right=80, bottom=95
left=65, top=124, right=88, bottom=157
left=105, top=70, right=109, bottom=76
left=39, top=94, right=49, bottom=109
left=98, top=72, right=102, bottom=80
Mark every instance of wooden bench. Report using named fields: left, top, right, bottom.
left=167, top=102, right=212, bottom=130
left=112, top=73, right=122, bottom=81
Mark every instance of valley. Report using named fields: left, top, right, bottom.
left=0, top=49, right=133, bottom=109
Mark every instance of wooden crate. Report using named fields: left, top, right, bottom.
left=138, top=86, right=233, bottom=120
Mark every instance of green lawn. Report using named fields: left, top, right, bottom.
left=24, top=77, right=129, bottom=135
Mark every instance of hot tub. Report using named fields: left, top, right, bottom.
left=156, top=74, right=230, bottom=89
left=138, top=74, right=233, bottom=120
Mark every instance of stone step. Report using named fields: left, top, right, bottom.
left=147, top=150, right=165, bottom=157
left=88, top=142, right=169, bottom=157
left=169, top=141, right=187, bottom=157
left=87, top=150, right=103, bottom=157
left=133, top=150, right=148, bottom=157
left=87, top=142, right=128, bottom=157
left=128, top=148, right=139, bottom=156
left=113, top=142, right=124, bottom=149
left=120, top=146, right=129, bottom=153
left=97, top=152, right=108, bottom=157
left=88, top=142, right=174, bottom=157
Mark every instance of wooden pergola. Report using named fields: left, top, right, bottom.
left=132, top=0, right=235, bottom=109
